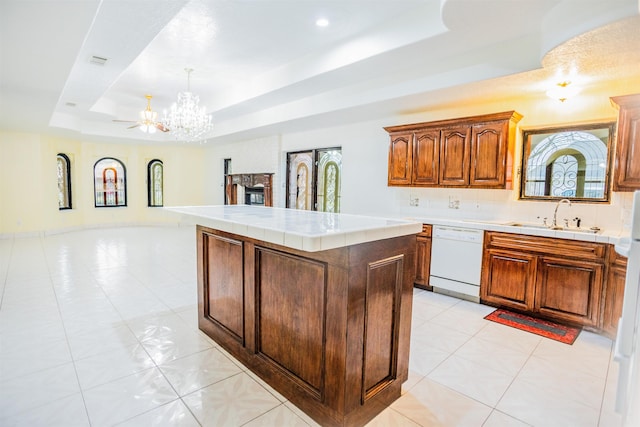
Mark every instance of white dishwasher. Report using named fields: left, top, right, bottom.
left=429, top=225, right=484, bottom=302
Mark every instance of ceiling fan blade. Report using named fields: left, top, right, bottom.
left=127, top=123, right=141, bottom=129
left=156, top=123, right=170, bottom=132
left=113, top=119, right=138, bottom=123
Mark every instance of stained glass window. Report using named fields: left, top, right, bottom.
left=287, top=151, right=313, bottom=210
left=286, top=147, right=341, bottom=212
left=147, top=159, right=163, bottom=207
left=94, top=157, right=127, bottom=207
left=57, top=153, right=72, bottom=209
left=316, top=149, right=342, bottom=213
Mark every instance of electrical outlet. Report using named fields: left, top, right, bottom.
left=409, top=197, right=419, bottom=207
left=448, top=197, right=460, bottom=209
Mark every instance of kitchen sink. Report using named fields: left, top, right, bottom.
left=506, top=222, right=601, bottom=234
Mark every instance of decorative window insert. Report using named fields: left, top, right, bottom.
left=286, top=147, right=342, bottom=212
left=94, top=157, right=127, bottom=207
left=57, top=153, right=72, bottom=209
left=520, top=122, right=614, bottom=202
left=147, top=159, right=163, bottom=207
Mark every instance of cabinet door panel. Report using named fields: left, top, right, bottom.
left=536, top=257, right=603, bottom=327
left=439, top=126, right=470, bottom=186
left=480, top=249, right=536, bottom=312
left=257, top=248, right=327, bottom=395
left=202, top=233, right=245, bottom=341
left=412, top=130, right=439, bottom=185
left=470, top=121, right=507, bottom=187
left=388, top=133, right=413, bottom=185
left=414, top=236, right=431, bottom=289
left=614, top=103, right=640, bottom=190
left=601, top=253, right=627, bottom=337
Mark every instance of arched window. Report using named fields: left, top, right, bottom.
left=94, top=157, right=127, bottom=207
left=147, top=159, right=163, bottom=207
left=57, top=153, right=72, bottom=209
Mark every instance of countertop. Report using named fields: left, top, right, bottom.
left=407, top=215, right=627, bottom=245
left=165, top=205, right=423, bottom=252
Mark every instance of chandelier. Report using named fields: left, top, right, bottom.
left=162, top=68, right=213, bottom=142
left=139, top=95, right=158, bottom=133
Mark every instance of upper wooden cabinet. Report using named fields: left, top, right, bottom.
left=440, top=125, right=471, bottom=186
left=611, top=94, right=640, bottom=191
left=385, top=111, right=522, bottom=189
left=611, top=93, right=640, bottom=191
left=413, top=130, right=440, bottom=185
left=388, top=132, right=413, bottom=185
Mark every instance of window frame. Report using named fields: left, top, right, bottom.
left=93, top=157, right=128, bottom=208
left=147, top=159, right=164, bottom=207
left=519, top=122, right=615, bottom=203
left=57, top=153, right=72, bottom=210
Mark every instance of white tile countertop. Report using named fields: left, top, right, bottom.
left=164, top=205, right=423, bottom=252
left=407, top=216, right=628, bottom=245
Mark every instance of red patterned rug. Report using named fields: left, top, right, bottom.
left=484, top=309, right=581, bottom=345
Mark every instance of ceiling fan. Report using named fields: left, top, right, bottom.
left=113, top=94, right=169, bottom=133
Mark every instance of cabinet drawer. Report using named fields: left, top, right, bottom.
left=485, top=232, right=606, bottom=262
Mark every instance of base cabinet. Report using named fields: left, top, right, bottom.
left=414, top=225, right=432, bottom=289
left=481, top=232, right=606, bottom=329
left=601, top=250, right=628, bottom=338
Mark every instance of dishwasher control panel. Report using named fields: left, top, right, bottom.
left=432, top=226, right=483, bottom=243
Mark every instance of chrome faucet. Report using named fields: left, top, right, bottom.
left=552, top=199, right=571, bottom=229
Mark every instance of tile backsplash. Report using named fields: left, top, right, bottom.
left=394, top=188, right=633, bottom=233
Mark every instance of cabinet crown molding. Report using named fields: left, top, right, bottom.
left=384, top=110, right=522, bottom=133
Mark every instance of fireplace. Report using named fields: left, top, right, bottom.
left=225, top=173, right=273, bottom=207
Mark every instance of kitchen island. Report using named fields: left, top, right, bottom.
left=166, top=205, right=422, bottom=427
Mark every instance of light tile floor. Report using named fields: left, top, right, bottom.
left=0, top=226, right=623, bottom=426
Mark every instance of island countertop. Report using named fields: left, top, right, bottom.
left=165, top=205, right=423, bottom=252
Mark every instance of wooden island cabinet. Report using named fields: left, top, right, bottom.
left=167, top=206, right=421, bottom=427
left=386, top=111, right=522, bottom=189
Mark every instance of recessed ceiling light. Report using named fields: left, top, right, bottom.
left=315, top=18, right=329, bottom=27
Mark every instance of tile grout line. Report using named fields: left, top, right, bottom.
left=0, top=235, right=15, bottom=310
left=41, top=232, right=94, bottom=426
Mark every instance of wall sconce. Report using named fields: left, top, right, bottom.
left=546, top=81, right=580, bottom=102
